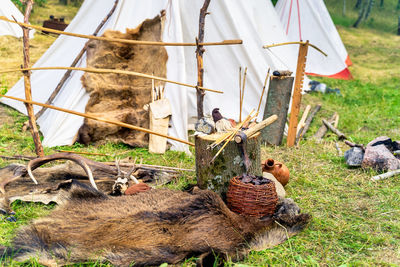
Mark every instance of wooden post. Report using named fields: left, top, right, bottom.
left=261, top=75, right=294, bottom=145
left=196, top=0, right=211, bottom=119
left=287, top=41, right=309, bottom=147
left=21, top=0, right=44, bottom=157
left=34, top=0, right=119, bottom=121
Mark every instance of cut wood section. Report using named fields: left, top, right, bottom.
left=196, top=133, right=262, bottom=198
left=287, top=41, right=309, bottom=147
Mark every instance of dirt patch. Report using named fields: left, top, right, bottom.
left=76, top=15, right=168, bottom=148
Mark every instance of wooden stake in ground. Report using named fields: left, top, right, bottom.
left=287, top=41, right=309, bottom=147
left=21, top=0, right=44, bottom=157
left=196, top=0, right=211, bottom=119
left=296, top=105, right=311, bottom=135
left=34, top=0, right=119, bottom=121
left=295, top=104, right=321, bottom=144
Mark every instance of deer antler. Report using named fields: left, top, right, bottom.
left=27, top=153, right=98, bottom=190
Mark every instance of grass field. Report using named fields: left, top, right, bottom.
left=0, top=0, right=400, bottom=266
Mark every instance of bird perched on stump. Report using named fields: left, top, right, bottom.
left=212, top=108, right=235, bottom=132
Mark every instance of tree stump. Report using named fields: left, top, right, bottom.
left=195, top=133, right=262, bottom=198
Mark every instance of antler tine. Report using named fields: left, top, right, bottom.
left=115, top=158, right=122, bottom=177
left=123, top=157, right=139, bottom=184
left=26, top=153, right=98, bottom=190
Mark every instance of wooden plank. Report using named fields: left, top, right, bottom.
left=287, top=41, right=309, bottom=147
left=261, top=75, right=294, bottom=145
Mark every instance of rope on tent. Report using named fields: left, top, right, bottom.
left=0, top=94, right=195, bottom=147
left=0, top=67, right=223, bottom=94
left=0, top=16, right=242, bottom=47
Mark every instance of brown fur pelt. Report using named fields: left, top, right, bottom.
left=77, top=14, right=168, bottom=147
left=0, top=180, right=310, bottom=266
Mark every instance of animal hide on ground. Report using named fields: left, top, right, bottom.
left=77, top=14, right=168, bottom=147
left=0, top=180, right=310, bottom=266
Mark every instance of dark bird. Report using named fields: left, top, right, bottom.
left=212, top=108, right=234, bottom=132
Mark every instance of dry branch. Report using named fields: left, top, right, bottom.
left=0, top=94, right=195, bottom=146
left=0, top=16, right=242, bottom=47
left=313, top=112, right=337, bottom=140
left=322, top=119, right=348, bottom=140
left=196, top=0, right=211, bottom=118
left=21, top=0, right=44, bottom=157
left=0, top=67, right=222, bottom=93
left=371, top=169, right=400, bottom=181
left=295, top=104, right=321, bottom=144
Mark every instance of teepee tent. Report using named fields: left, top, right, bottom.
left=275, top=0, right=352, bottom=79
left=0, top=0, right=34, bottom=38
left=2, top=0, right=299, bottom=153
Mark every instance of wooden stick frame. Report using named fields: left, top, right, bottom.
left=0, top=67, right=223, bottom=94
left=0, top=16, right=242, bottom=47
left=0, top=94, right=195, bottom=146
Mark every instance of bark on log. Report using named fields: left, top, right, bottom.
left=195, top=133, right=262, bottom=198
left=261, top=75, right=294, bottom=145
left=22, top=0, right=44, bottom=157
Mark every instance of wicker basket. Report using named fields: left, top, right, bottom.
left=227, top=176, right=278, bottom=217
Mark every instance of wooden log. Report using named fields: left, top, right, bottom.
left=195, top=133, right=262, bottom=197
left=261, top=75, right=294, bottom=145
left=371, top=169, right=400, bottom=181
left=313, top=112, right=337, bottom=140
left=295, top=104, right=321, bottom=144
left=196, top=0, right=211, bottom=119
left=322, top=119, right=348, bottom=140
left=234, top=115, right=277, bottom=143
left=21, top=0, right=44, bottom=157
left=34, top=0, right=119, bottom=121
left=287, top=41, right=309, bottom=147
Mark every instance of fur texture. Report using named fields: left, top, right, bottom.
left=0, top=181, right=310, bottom=266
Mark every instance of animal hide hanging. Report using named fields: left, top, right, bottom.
left=77, top=14, right=168, bottom=147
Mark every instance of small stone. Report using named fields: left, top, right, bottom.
left=344, top=147, right=364, bottom=167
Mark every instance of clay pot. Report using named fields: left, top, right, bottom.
left=262, top=158, right=290, bottom=186
left=124, top=183, right=151, bottom=195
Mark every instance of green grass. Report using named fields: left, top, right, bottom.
left=1, top=0, right=400, bottom=266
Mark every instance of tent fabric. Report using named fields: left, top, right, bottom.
left=2, top=0, right=300, bottom=153
left=0, top=0, right=35, bottom=38
left=275, top=0, right=352, bottom=79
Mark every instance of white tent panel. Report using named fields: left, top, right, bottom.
left=275, top=0, right=352, bottom=79
left=3, top=0, right=300, bottom=153
left=0, top=0, right=34, bottom=38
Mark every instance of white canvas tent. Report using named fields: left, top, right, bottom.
left=0, top=0, right=34, bottom=38
left=275, top=0, right=352, bottom=79
left=2, top=0, right=300, bottom=153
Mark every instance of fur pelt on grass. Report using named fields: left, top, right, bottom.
left=0, top=181, right=310, bottom=266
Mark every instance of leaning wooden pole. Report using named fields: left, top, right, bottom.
left=34, top=0, right=119, bottom=120
left=287, top=41, right=309, bottom=147
left=0, top=94, right=195, bottom=146
left=21, top=0, right=44, bottom=157
left=196, top=0, right=211, bottom=119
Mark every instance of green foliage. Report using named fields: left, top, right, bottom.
left=11, top=0, right=48, bottom=12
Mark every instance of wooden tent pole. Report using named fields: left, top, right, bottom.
left=287, top=41, right=309, bottom=147
left=196, top=0, right=211, bottom=119
left=0, top=16, right=242, bottom=47
left=34, top=0, right=120, bottom=120
left=21, top=0, right=44, bottom=157
left=0, top=67, right=223, bottom=94
left=0, top=94, right=195, bottom=146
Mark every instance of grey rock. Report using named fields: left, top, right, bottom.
left=344, top=147, right=364, bottom=167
